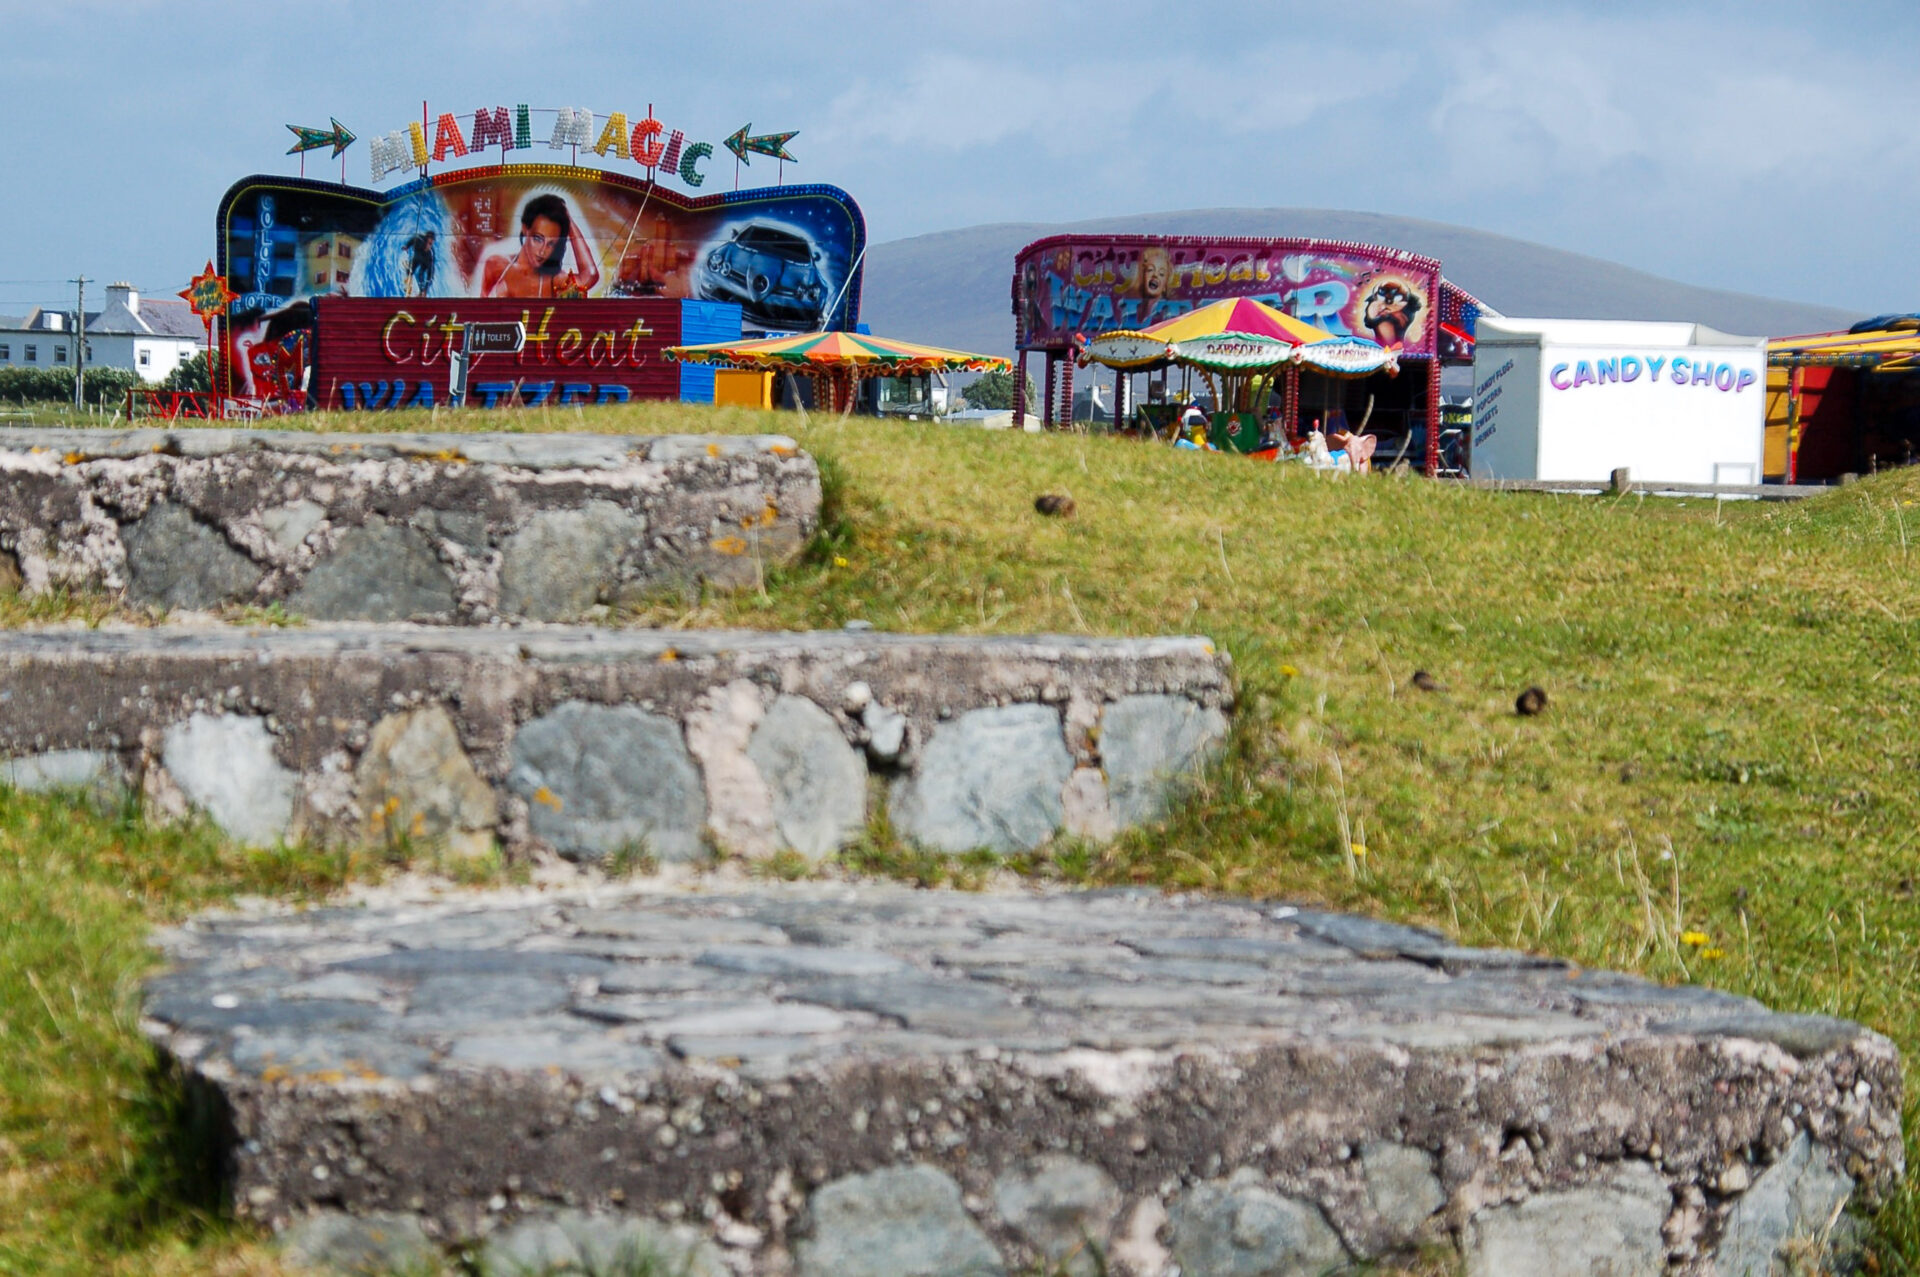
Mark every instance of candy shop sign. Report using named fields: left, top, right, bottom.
left=368, top=104, right=716, bottom=187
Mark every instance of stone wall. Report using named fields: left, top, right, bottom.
left=143, top=883, right=1905, bottom=1276
left=0, top=627, right=1232, bottom=860
left=0, top=428, right=818, bottom=621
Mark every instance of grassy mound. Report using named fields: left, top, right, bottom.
left=4, top=399, right=1920, bottom=1271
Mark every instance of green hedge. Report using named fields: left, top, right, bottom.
left=0, top=365, right=147, bottom=408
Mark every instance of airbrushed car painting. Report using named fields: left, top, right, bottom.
left=700, top=222, right=829, bottom=330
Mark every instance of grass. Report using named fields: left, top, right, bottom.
left=4, top=398, right=1920, bottom=1269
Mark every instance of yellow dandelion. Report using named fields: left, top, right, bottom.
left=1350, top=843, right=1368, bottom=859
left=1700, top=947, right=1726, bottom=961
left=834, top=556, right=849, bottom=568
left=1680, top=931, right=1709, bottom=947
left=1280, top=664, right=1300, bottom=677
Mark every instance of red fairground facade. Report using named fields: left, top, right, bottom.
left=1011, top=234, right=1485, bottom=473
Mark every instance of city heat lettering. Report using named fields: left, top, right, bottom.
left=555, top=329, right=586, bottom=365
left=559, top=383, right=594, bottom=405
left=381, top=311, right=418, bottom=363
left=588, top=331, right=618, bottom=366
left=518, top=307, right=557, bottom=361
left=619, top=319, right=655, bottom=363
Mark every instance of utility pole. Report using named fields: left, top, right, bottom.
left=69, top=276, right=89, bottom=410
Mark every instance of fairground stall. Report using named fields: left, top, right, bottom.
left=1012, top=234, right=1486, bottom=474
left=1766, top=317, right=1920, bottom=482
left=664, top=332, right=1008, bottom=414
left=1080, top=297, right=1397, bottom=454
left=1469, top=318, right=1767, bottom=486
left=145, top=100, right=867, bottom=418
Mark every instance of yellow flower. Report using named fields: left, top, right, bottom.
left=1280, top=664, right=1300, bottom=677
left=1700, top=947, right=1726, bottom=960
left=1350, top=843, right=1368, bottom=859
left=1680, top=931, right=1709, bottom=947
left=834, top=556, right=849, bottom=568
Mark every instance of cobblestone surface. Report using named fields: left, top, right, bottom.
left=142, top=881, right=1902, bottom=1275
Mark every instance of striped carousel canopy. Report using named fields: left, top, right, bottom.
left=1084, top=296, right=1395, bottom=376
left=663, top=331, right=1011, bottom=375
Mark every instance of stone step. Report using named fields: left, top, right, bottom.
left=0, top=428, right=817, bottom=621
left=144, top=882, right=1902, bottom=1276
left=0, top=627, right=1231, bottom=859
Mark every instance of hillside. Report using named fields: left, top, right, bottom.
left=861, top=208, right=1861, bottom=358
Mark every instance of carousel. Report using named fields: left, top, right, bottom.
left=663, top=331, right=1009, bottom=415
left=1081, top=297, right=1398, bottom=456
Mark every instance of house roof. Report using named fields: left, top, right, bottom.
left=0, top=299, right=202, bottom=342
left=86, top=298, right=203, bottom=340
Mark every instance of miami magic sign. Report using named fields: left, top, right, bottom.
left=366, top=104, right=722, bottom=189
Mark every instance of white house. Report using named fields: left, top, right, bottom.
left=0, top=284, right=201, bottom=383
left=1469, top=317, right=1768, bottom=486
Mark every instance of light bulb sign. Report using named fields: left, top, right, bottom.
left=216, top=165, right=865, bottom=404
left=355, top=105, right=793, bottom=192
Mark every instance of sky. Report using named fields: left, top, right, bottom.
left=1, top=0, right=1914, bottom=318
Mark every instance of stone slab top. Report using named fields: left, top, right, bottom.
left=0, top=624, right=1222, bottom=664
left=0, top=427, right=799, bottom=470
left=144, top=880, right=1885, bottom=1089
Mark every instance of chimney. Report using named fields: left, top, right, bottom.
left=107, top=281, right=138, bottom=316
left=43, top=311, right=62, bottom=331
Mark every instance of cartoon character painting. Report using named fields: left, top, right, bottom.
left=1361, top=279, right=1423, bottom=348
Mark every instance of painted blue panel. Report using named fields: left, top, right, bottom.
left=678, top=300, right=742, bottom=404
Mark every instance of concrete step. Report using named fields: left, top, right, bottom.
left=0, top=428, right=817, bottom=621
left=0, top=627, right=1231, bottom=860
left=144, top=881, right=1902, bottom=1276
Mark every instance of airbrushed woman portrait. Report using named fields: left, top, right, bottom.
left=481, top=193, right=602, bottom=298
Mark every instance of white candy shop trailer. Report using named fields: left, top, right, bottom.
left=1469, top=318, right=1768, bottom=486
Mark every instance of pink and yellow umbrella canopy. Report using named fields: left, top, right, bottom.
left=1083, top=296, right=1335, bottom=371
left=1135, top=297, right=1334, bottom=347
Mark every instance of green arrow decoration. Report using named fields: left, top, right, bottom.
left=285, top=118, right=356, bottom=157
left=724, top=124, right=799, bottom=166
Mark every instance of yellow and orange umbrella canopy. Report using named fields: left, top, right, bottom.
left=664, top=331, right=1010, bottom=376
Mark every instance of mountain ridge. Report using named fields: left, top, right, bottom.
left=859, top=207, right=1859, bottom=359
